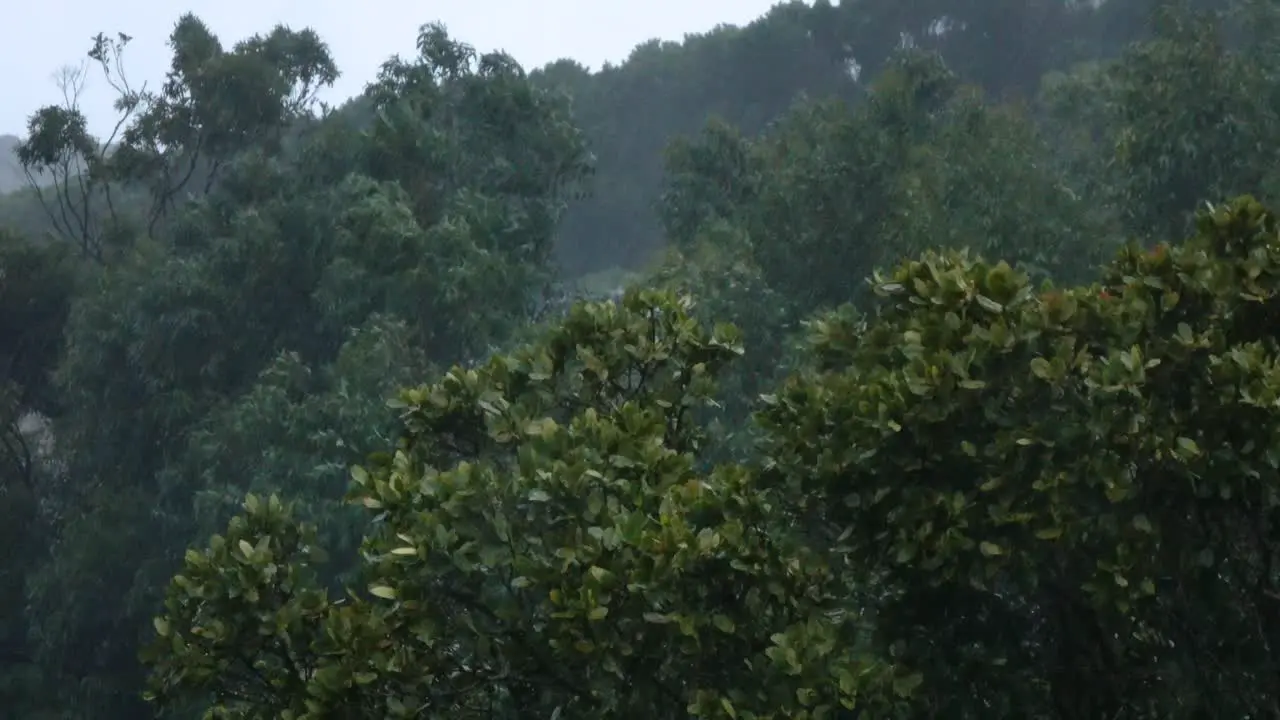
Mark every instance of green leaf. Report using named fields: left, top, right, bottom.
left=893, top=672, right=924, bottom=698
left=975, top=294, right=1004, bottom=313
left=979, top=541, right=1004, bottom=557
left=369, top=585, right=398, bottom=600
left=712, top=614, right=736, bottom=633
left=1030, top=357, right=1052, bottom=379
left=351, top=465, right=370, bottom=485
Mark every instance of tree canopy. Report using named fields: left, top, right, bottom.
left=5, top=0, right=1280, bottom=717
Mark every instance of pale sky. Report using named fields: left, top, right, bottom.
left=1, top=0, right=786, bottom=138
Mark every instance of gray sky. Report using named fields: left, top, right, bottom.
left=1, top=0, right=784, bottom=138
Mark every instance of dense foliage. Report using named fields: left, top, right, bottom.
left=5, top=0, right=1280, bottom=717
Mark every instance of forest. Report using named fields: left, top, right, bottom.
left=3, top=0, right=1280, bottom=717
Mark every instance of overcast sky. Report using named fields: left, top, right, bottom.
left=1, top=0, right=784, bottom=138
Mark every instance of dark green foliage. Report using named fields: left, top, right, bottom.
left=0, top=229, right=76, bottom=413
left=144, top=292, right=913, bottom=719
left=757, top=195, right=1280, bottom=718
left=5, top=2, right=1280, bottom=718
left=3, top=18, right=591, bottom=717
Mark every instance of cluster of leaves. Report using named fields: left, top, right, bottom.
left=756, top=195, right=1280, bottom=717
left=0, top=230, right=76, bottom=714
left=1040, top=1, right=1280, bottom=244
left=145, top=291, right=914, bottom=719
left=147, top=195, right=1280, bottom=718
left=540, top=0, right=1176, bottom=276
left=662, top=48, right=1111, bottom=317
left=0, top=229, right=76, bottom=415
left=533, top=0, right=864, bottom=274
left=648, top=46, right=1117, bottom=464
left=7, top=1, right=1280, bottom=717
left=16, top=15, right=338, bottom=261
left=2, top=18, right=592, bottom=718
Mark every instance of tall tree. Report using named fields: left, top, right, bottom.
left=16, top=14, right=338, bottom=261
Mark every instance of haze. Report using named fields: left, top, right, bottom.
left=0, top=0, right=782, bottom=137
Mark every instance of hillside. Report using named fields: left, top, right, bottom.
left=7, top=2, right=1280, bottom=717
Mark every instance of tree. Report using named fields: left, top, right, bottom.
left=660, top=48, right=1109, bottom=320
left=0, top=228, right=76, bottom=414
left=14, top=4, right=1280, bottom=717
left=658, top=118, right=759, bottom=254
left=647, top=48, right=1114, bottom=470
left=16, top=19, right=593, bottom=718
left=757, top=195, right=1280, bottom=717
left=16, top=15, right=338, bottom=261
left=143, top=290, right=913, bottom=719
left=166, top=315, right=432, bottom=574
left=1042, top=1, right=1280, bottom=245
left=0, top=380, right=43, bottom=716
left=535, top=1, right=863, bottom=275
left=15, top=58, right=127, bottom=263
left=1106, top=6, right=1277, bottom=241
left=148, top=195, right=1280, bottom=718
left=0, top=231, right=74, bottom=716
